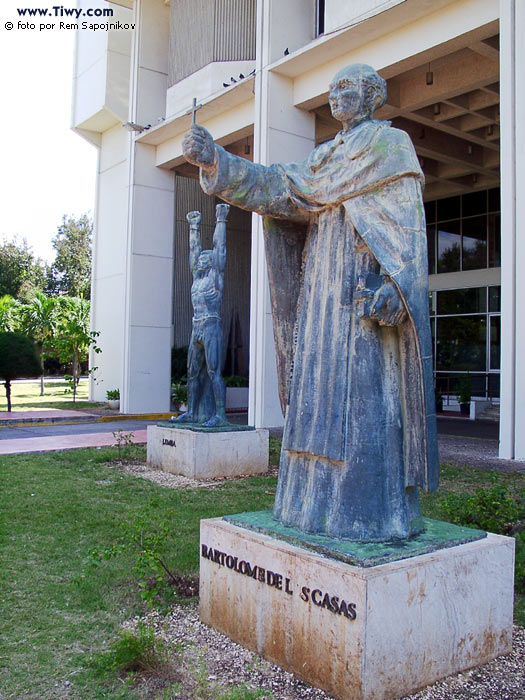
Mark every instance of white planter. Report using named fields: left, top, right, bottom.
left=107, top=399, right=120, bottom=410
left=226, top=387, right=249, bottom=410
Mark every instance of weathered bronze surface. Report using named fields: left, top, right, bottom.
left=183, top=64, right=439, bottom=541
left=223, top=511, right=486, bottom=567
left=173, top=204, right=231, bottom=428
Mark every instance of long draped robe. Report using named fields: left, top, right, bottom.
left=200, top=119, right=439, bottom=541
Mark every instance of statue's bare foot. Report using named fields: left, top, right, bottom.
left=203, top=414, right=228, bottom=428
left=172, top=411, right=196, bottom=423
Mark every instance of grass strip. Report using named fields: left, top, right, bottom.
left=0, top=445, right=523, bottom=699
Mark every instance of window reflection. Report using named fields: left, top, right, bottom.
left=426, top=189, right=500, bottom=274
left=437, top=220, right=460, bottom=272
left=427, top=225, right=436, bottom=274
left=488, top=213, right=501, bottom=267
left=462, top=215, right=487, bottom=270
left=489, top=286, right=500, bottom=312
left=436, top=316, right=487, bottom=371
left=437, top=287, right=486, bottom=315
left=490, top=316, right=500, bottom=370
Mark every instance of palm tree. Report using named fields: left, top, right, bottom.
left=0, top=295, right=20, bottom=333
left=19, top=292, right=58, bottom=396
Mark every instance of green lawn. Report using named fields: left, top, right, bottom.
left=0, top=444, right=523, bottom=699
left=0, top=379, right=104, bottom=412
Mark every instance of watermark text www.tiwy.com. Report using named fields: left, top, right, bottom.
left=5, top=6, right=136, bottom=32
left=17, top=6, right=113, bottom=18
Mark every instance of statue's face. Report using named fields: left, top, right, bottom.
left=328, top=68, right=366, bottom=123
left=197, top=251, right=213, bottom=271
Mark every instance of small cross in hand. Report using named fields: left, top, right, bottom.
left=187, top=97, right=202, bottom=126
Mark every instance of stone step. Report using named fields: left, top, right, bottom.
left=478, top=404, right=500, bottom=421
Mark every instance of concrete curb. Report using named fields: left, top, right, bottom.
left=0, top=413, right=174, bottom=429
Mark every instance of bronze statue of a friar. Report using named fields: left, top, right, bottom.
left=183, top=64, right=439, bottom=542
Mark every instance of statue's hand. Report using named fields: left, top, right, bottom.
left=215, top=203, right=230, bottom=222
left=369, top=281, right=407, bottom=326
left=187, top=210, right=202, bottom=226
left=183, top=125, right=216, bottom=171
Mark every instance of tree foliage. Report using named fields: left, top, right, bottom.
left=0, top=238, right=48, bottom=302
left=0, top=295, right=21, bottom=332
left=48, top=215, right=92, bottom=299
left=53, top=296, right=100, bottom=401
left=0, top=332, right=41, bottom=411
left=19, top=291, right=59, bottom=395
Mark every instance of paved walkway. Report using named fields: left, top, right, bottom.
left=0, top=414, right=156, bottom=455
left=0, top=410, right=523, bottom=473
left=0, top=409, right=100, bottom=425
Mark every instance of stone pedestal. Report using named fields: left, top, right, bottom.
left=147, top=425, right=269, bottom=479
left=199, top=517, right=515, bottom=700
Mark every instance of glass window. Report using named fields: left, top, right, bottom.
left=489, top=286, right=501, bottom=312
left=436, top=287, right=487, bottom=315
left=437, top=196, right=460, bottom=222
left=424, top=200, right=436, bottom=224
left=437, top=220, right=461, bottom=273
left=488, top=213, right=501, bottom=267
left=490, top=315, right=500, bottom=370
left=426, top=225, right=436, bottom=274
left=488, top=373, right=500, bottom=399
left=488, top=187, right=500, bottom=213
left=436, top=316, right=487, bottom=371
left=462, top=215, right=487, bottom=270
left=462, top=191, right=487, bottom=217
left=429, top=291, right=436, bottom=315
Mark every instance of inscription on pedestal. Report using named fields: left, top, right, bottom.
left=201, top=543, right=357, bottom=620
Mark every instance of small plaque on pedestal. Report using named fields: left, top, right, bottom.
left=199, top=516, right=515, bottom=700
left=146, top=424, right=269, bottom=479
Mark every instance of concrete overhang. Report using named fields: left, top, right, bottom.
left=267, top=0, right=498, bottom=110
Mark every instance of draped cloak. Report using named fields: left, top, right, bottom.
left=200, top=119, right=439, bottom=541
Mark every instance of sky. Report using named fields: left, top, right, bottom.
left=0, top=0, right=98, bottom=262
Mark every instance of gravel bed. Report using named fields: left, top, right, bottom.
left=123, top=604, right=525, bottom=700
left=108, top=458, right=279, bottom=489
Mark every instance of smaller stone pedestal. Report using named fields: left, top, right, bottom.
left=200, top=516, right=515, bottom=700
left=147, top=425, right=269, bottom=479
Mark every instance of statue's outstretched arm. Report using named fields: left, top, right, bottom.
left=183, top=125, right=309, bottom=223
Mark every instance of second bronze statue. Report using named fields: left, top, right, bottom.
left=174, top=203, right=230, bottom=428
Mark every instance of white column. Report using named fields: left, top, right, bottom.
left=122, top=0, right=175, bottom=414
left=513, top=0, right=525, bottom=458
left=249, top=0, right=316, bottom=428
left=499, top=0, right=524, bottom=459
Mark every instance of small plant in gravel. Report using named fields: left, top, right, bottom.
left=91, top=622, right=182, bottom=695
left=112, top=429, right=136, bottom=459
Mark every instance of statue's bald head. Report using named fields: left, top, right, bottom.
left=330, top=64, right=387, bottom=118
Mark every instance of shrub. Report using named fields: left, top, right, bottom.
left=224, top=374, right=249, bottom=388
left=0, top=331, right=41, bottom=411
left=439, top=483, right=523, bottom=535
left=171, top=382, right=188, bottom=406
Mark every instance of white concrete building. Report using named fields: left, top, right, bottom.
left=72, top=0, right=525, bottom=459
